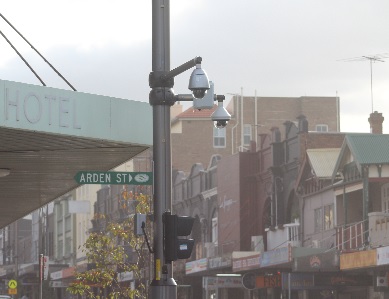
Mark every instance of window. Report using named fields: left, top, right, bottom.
left=57, top=239, right=63, bottom=257
left=65, top=236, right=72, bottom=255
left=324, top=204, right=334, bottom=230
left=314, top=208, right=322, bottom=233
left=381, top=183, right=389, bottom=212
left=315, top=124, right=328, bottom=132
left=57, top=219, right=63, bottom=235
left=65, top=215, right=71, bottom=232
left=212, top=217, right=218, bottom=245
left=243, top=124, right=252, bottom=145
left=213, top=127, right=226, bottom=148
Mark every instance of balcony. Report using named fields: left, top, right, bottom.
left=335, top=213, right=389, bottom=251
left=335, top=220, right=365, bottom=251
left=266, top=220, right=300, bottom=251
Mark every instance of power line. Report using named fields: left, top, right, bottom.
left=0, top=29, right=46, bottom=86
left=0, top=13, right=76, bottom=91
left=339, top=53, right=389, bottom=113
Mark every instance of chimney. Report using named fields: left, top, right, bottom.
left=271, top=127, right=281, bottom=143
left=297, top=115, right=308, bottom=133
left=368, top=111, right=384, bottom=134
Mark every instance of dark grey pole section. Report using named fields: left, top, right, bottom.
left=149, top=0, right=177, bottom=298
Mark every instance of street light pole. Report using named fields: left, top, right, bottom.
left=149, top=0, right=176, bottom=298
left=148, top=1, right=230, bottom=298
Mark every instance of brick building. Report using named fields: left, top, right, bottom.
left=171, top=96, right=340, bottom=175
left=172, top=114, right=346, bottom=299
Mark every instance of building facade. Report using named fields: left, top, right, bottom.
left=171, top=95, right=340, bottom=174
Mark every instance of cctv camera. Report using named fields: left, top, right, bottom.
left=188, top=64, right=210, bottom=99
left=192, top=89, right=207, bottom=99
left=214, top=120, right=228, bottom=129
left=211, top=100, right=231, bottom=129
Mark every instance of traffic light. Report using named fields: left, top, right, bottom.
left=163, top=211, right=195, bottom=263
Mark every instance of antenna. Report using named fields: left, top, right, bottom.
left=339, top=53, right=389, bottom=112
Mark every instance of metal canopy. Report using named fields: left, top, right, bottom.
left=0, top=80, right=152, bottom=228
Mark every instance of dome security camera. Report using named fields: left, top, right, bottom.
left=188, top=64, right=210, bottom=99
left=211, top=101, right=231, bottom=129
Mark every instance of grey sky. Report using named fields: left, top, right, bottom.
left=1, top=0, right=389, bottom=133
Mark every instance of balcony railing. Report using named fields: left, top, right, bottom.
left=335, top=220, right=366, bottom=251
left=266, top=220, right=300, bottom=251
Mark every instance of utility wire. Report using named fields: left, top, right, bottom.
left=0, top=13, right=77, bottom=91
left=0, top=29, right=46, bottom=86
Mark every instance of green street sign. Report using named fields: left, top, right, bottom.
left=74, top=171, right=153, bottom=185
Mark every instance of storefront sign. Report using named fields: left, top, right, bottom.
left=340, top=249, right=377, bottom=270
left=49, top=281, right=69, bottom=288
left=209, top=257, right=232, bottom=270
left=261, top=246, right=291, bottom=267
left=314, top=274, right=373, bottom=287
left=377, top=246, right=389, bottom=266
left=203, top=276, right=242, bottom=290
left=21, top=276, right=40, bottom=285
left=282, top=273, right=315, bottom=290
left=293, top=251, right=339, bottom=272
left=232, top=253, right=261, bottom=272
left=256, top=274, right=281, bottom=288
left=50, top=270, right=63, bottom=280
left=186, top=258, right=208, bottom=275
left=18, top=263, right=35, bottom=276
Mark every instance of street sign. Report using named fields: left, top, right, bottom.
left=8, top=288, right=17, bottom=295
left=74, top=171, right=153, bottom=185
left=8, top=279, right=17, bottom=289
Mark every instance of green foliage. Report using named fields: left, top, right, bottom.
left=67, top=191, right=151, bottom=299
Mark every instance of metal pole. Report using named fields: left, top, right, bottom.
left=39, top=254, right=43, bottom=299
left=150, top=0, right=177, bottom=298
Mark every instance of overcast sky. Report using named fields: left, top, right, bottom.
left=1, top=0, right=389, bottom=133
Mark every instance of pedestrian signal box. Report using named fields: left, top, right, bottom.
left=163, top=211, right=195, bottom=263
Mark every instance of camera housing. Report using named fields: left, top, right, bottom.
left=211, top=101, right=231, bottom=129
left=188, top=64, right=210, bottom=99
left=214, top=120, right=228, bottom=129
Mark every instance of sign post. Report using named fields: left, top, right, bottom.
left=8, top=279, right=17, bottom=296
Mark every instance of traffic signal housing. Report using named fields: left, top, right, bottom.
left=163, top=211, right=195, bottom=263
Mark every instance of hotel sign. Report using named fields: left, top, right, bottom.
left=0, top=79, right=152, bottom=145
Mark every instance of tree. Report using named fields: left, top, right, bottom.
left=68, top=191, right=152, bottom=299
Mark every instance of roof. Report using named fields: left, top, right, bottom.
left=0, top=79, right=152, bottom=228
left=332, top=133, right=389, bottom=180
left=175, top=104, right=218, bottom=119
left=345, top=134, right=389, bottom=164
left=307, top=148, right=341, bottom=178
